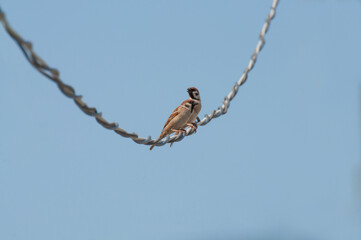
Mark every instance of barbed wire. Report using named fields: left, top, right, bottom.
left=0, top=0, right=279, bottom=148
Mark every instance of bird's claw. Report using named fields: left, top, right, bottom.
left=171, top=129, right=186, bottom=134
left=186, top=123, right=198, bottom=133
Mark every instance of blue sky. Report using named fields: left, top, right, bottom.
left=1, top=1, right=361, bottom=240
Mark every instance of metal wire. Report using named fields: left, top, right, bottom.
left=0, top=0, right=279, bottom=148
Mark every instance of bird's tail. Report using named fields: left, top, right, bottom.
left=149, top=134, right=165, bottom=151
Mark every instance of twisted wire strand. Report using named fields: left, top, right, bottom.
left=0, top=0, right=279, bottom=148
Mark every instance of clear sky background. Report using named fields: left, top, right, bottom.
left=1, top=1, right=361, bottom=240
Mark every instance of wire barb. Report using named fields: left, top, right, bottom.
left=0, top=0, right=279, bottom=148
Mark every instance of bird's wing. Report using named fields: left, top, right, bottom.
left=162, top=106, right=181, bottom=130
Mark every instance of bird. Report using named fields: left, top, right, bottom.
left=150, top=98, right=199, bottom=150
left=170, top=87, right=202, bottom=147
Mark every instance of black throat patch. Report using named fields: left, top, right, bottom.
left=191, top=102, right=196, bottom=113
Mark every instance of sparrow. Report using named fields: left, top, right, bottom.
left=150, top=99, right=199, bottom=150
left=170, top=87, right=202, bottom=147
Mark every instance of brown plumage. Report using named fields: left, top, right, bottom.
left=170, top=87, right=202, bottom=147
left=150, top=99, right=198, bottom=150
